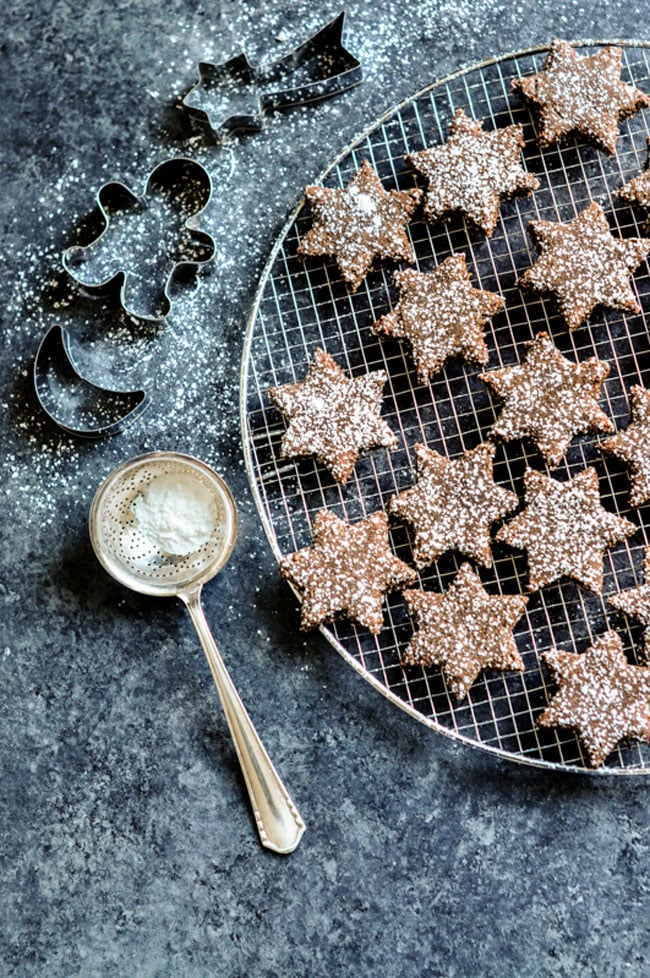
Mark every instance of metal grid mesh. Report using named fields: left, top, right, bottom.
left=90, top=454, right=238, bottom=598
left=242, top=43, right=650, bottom=773
left=96, top=459, right=230, bottom=584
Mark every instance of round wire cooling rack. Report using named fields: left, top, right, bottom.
left=241, top=42, right=650, bottom=774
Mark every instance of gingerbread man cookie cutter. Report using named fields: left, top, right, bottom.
left=62, top=157, right=215, bottom=323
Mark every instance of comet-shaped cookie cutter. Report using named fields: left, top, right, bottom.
left=181, top=11, right=363, bottom=138
left=62, top=157, right=215, bottom=323
left=33, top=324, right=150, bottom=437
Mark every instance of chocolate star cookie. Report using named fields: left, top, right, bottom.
left=297, top=159, right=421, bottom=291
left=372, top=256, right=504, bottom=383
left=496, top=467, right=636, bottom=593
left=389, top=442, right=518, bottom=568
left=618, top=138, right=650, bottom=227
left=539, top=630, right=650, bottom=767
left=406, top=109, right=539, bottom=236
left=518, top=201, right=650, bottom=331
left=512, top=40, right=650, bottom=154
left=267, top=348, right=397, bottom=483
left=600, top=385, right=650, bottom=507
left=609, top=548, right=650, bottom=659
left=279, top=509, right=417, bottom=633
left=480, top=331, right=613, bottom=468
left=402, top=563, right=528, bottom=700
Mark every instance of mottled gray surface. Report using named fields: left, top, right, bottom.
left=2, top=1, right=650, bottom=976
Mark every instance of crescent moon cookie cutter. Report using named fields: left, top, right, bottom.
left=181, top=11, right=363, bottom=139
left=33, top=323, right=150, bottom=437
left=62, top=157, right=216, bottom=323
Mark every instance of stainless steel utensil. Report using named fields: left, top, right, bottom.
left=89, top=450, right=305, bottom=854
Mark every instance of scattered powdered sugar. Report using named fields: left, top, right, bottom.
left=2, top=0, right=527, bottom=553
left=4, top=1, right=643, bottom=605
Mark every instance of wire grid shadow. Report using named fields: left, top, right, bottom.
left=242, top=43, right=650, bottom=774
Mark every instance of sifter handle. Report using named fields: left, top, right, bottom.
left=182, top=588, right=305, bottom=854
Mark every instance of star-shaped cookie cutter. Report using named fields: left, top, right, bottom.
left=181, top=11, right=362, bottom=138
left=62, top=157, right=215, bottom=322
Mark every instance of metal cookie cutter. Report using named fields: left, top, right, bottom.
left=62, top=157, right=215, bottom=323
left=33, top=324, right=150, bottom=437
left=181, top=11, right=363, bottom=139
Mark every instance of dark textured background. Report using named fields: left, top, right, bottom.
left=2, top=2, right=650, bottom=976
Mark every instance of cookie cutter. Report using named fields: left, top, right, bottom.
left=181, top=11, right=362, bottom=138
left=62, top=157, right=215, bottom=323
left=33, top=323, right=150, bottom=437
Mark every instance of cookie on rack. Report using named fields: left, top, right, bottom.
left=618, top=138, right=650, bottom=227
left=406, top=108, right=539, bottom=236
left=388, top=442, right=518, bottom=568
left=372, top=255, right=504, bottom=383
left=609, top=547, right=650, bottom=659
left=539, top=630, right=650, bottom=767
left=267, top=348, right=397, bottom=483
left=512, top=39, right=650, bottom=154
left=297, top=159, right=421, bottom=292
left=480, top=331, right=613, bottom=468
left=279, top=509, right=417, bottom=633
left=495, top=467, right=636, bottom=593
left=518, top=201, right=650, bottom=331
left=402, top=563, right=528, bottom=701
left=600, top=385, right=650, bottom=507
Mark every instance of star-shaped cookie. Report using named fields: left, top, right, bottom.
left=609, top=547, right=650, bottom=658
left=406, top=109, right=539, bottom=236
left=480, top=331, right=614, bottom=468
left=496, top=467, right=636, bottom=593
left=518, top=201, right=650, bottom=331
left=267, top=348, right=397, bottom=483
left=402, top=563, right=528, bottom=700
left=512, top=40, right=650, bottom=154
left=297, top=159, right=421, bottom=291
left=539, top=630, right=650, bottom=767
left=388, top=442, right=518, bottom=568
left=279, top=509, right=417, bottom=633
left=600, top=385, right=650, bottom=507
left=618, top=138, right=650, bottom=227
left=372, top=255, right=504, bottom=383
